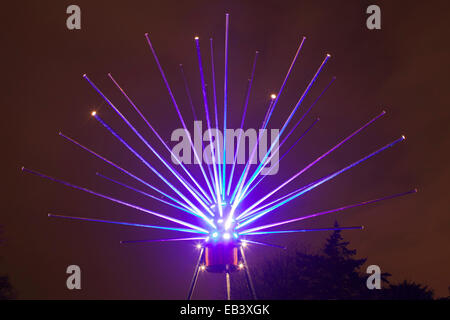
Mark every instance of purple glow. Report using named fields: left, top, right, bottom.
left=250, top=76, right=336, bottom=185
left=237, top=136, right=406, bottom=229
left=83, top=75, right=213, bottom=215
left=194, top=37, right=223, bottom=217
left=263, top=36, right=307, bottom=128
left=227, top=51, right=259, bottom=197
left=209, top=38, right=223, bottom=199
left=22, top=167, right=211, bottom=232
left=242, top=226, right=364, bottom=235
left=108, top=72, right=213, bottom=205
left=120, top=237, right=206, bottom=244
left=179, top=64, right=198, bottom=121
left=58, top=132, right=191, bottom=212
left=96, top=172, right=196, bottom=216
left=230, top=53, right=330, bottom=215
left=241, top=239, right=287, bottom=250
left=93, top=113, right=215, bottom=221
left=48, top=214, right=206, bottom=234
left=228, top=36, right=306, bottom=206
left=240, top=189, right=417, bottom=234
left=222, top=13, right=229, bottom=200
left=145, top=33, right=217, bottom=202
left=240, top=114, right=320, bottom=202
left=21, top=14, right=417, bottom=288
left=237, top=110, right=386, bottom=220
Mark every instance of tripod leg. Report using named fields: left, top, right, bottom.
left=240, top=247, right=257, bottom=300
left=187, top=247, right=204, bottom=300
left=226, top=272, right=231, bottom=300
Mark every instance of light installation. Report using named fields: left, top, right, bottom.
left=22, top=14, right=416, bottom=300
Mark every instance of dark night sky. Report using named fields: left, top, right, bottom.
left=2, top=0, right=449, bottom=299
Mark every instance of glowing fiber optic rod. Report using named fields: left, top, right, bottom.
left=22, top=167, right=211, bottom=232
left=93, top=113, right=215, bottom=220
left=243, top=226, right=364, bottom=236
left=227, top=51, right=259, bottom=197
left=48, top=214, right=206, bottom=234
left=84, top=75, right=214, bottom=216
left=145, top=33, right=217, bottom=202
left=120, top=237, right=206, bottom=244
left=228, top=36, right=307, bottom=205
left=59, top=132, right=195, bottom=214
left=237, top=136, right=407, bottom=229
left=230, top=54, right=331, bottom=213
left=240, top=189, right=417, bottom=235
left=237, top=110, right=386, bottom=220
left=107, top=73, right=213, bottom=204
left=194, top=37, right=223, bottom=217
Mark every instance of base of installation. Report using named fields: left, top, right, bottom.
left=186, top=241, right=257, bottom=300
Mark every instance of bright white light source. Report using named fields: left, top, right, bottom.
left=270, top=94, right=276, bottom=99
left=91, top=111, right=97, bottom=116
left=212, top=232, right=219, bottom=238
left=196, top=244, right=202, bottom=249
left=200, top=265, right=206, bottom=271
left=238, top=263, right=244, bottom=269
left=241, top=240, right=248, bottom=247
left=223, top=233, right=231, bottom=240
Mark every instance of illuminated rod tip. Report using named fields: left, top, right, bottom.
left=381, top=110, right=387, bottom=115
left=196, top=243, right=202, bottom=249
left=238, top=263, right=244, bottom=269
left=194, top=36, right=199, bottom=40
left=82, top=73, right=87, bottom=78
left=241, top=240, right=248, bottom=247
left=326, top=53, right=332, bottom=57
left=361, top=225, right=365, bottom=230
left=413, top=187, right=418, bottom=193
left=200, top=265, right=206, bottom=271
left=401, top=135, right=406, bottom=140
left=20, top=166, right=24, bottom=171
left=270, top=94, right=277, bottom=99
left=91, top=111, right=97, bottom=116
left=144, top=32, right=149, bottom=36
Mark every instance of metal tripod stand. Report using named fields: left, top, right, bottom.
left=186, top=247, right=257, bottom=300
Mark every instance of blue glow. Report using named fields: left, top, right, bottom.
left=21, top=15, right=416, bottom=273
left=237, top=136, right=405, bottom=229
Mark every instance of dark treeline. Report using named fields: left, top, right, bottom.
left=232, top=222, right=446, bottom=300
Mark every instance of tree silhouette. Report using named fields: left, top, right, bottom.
left=0, top=227, right=15, bottom=300
left=0, top=275, right=14, bottom=300
left=382, top=280, right=434, bottom=300
left=233, top=221, right=435, bottom=300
